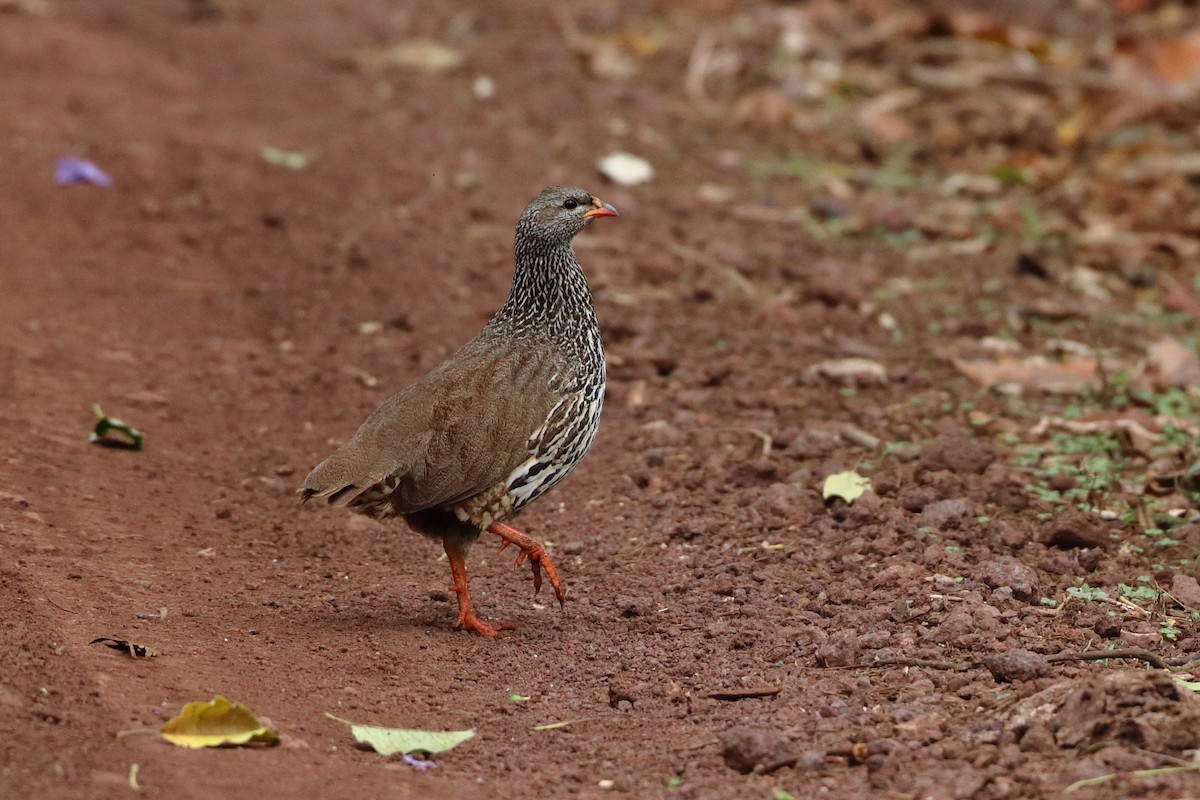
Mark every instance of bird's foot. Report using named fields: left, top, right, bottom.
left=487, top=521, right=566, bottom=606
left=445, top=538, right=515, bottom=638
left=452, top=605, right=517, bottom=638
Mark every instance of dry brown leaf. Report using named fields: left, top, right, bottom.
left=954, top=356, right=1099, bottom=394
left=1150, top=29, right=1200, bottom=84
left=1147, top=337, right=1200, bottom=389
left=1029, top=416, right=1160, bottom=456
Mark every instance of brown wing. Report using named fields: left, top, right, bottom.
left=301, top=336, right=561, bottom=515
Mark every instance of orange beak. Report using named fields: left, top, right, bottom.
left=583, top=197, right=619, bottom=219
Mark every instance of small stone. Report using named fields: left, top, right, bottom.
left=1093, top=616, right=1122, bottom=638
left=979, top=557, right=1039, bottom=603
left=815, top=630, right=861, bottom=667
left=1170, top=575, right=1200, bottom=609
left=917, top=437, right=996, bottom=475
left=751, top=483, right=815, bottom=529
left=719, top=726, right=793, bottom=773
left=1120, top=630, right=1160, bottom=649
left=897, top=485, right=940, bottom=512
left=1041, top=510, right=1108, bottom=549
left=608, top=682, right=636, bottom=709
left=917, top=498, right=978, bottom=531
left=804, top=275, right=863, bottom=307
left=930, top=607, right=976, bottom=644
left=802, top=357, right=887, bottom=387
left=983, top=649, right=1048, bottom=683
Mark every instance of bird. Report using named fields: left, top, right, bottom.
left=301, top=186, right=618, bottom=636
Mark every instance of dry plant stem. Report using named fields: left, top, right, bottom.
left=703, top=686, right=782, bottom=701
left=840, top=424, right=882, bottom=450
left=868, top=657, right=973, bottom=672
left=1064, top=764, right=1200, bottom=793
left=1047, top=648, right=1169, bottom=670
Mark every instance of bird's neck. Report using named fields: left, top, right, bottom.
left=496, top=239, right=599, bottom=346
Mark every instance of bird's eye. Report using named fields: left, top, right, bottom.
left=563, top=198, right=579, bottom=210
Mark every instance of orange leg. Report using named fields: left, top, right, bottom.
left=487, top=521, right=566, bottom=606
left=444, top=539, right=515, bottom=637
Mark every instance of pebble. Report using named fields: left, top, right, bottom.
left=1040, top=510, right=1108, bottom=549
left=802, top=357, right=887, bottom=387
left=917, top=437, right=996, bottom=475
left=1170, top=575, right=1200, bottom=609
left=751, top=483, right=815, bottom=529
left=982, top=649, right=1048, bottom=683
left=917, top=498, right=978, bottom=531
left=897, top=485, right=940, bottom=512
left=719, top=725, right=793, bottom=773
left=1093, top=616, right=1122, bottom=638
left=815, top=630, right=861, bottom=667
left=979, top=557, right=1039, bottom=603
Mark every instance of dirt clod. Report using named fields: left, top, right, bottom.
left=982, top=649, right=1049, bottom=683
left=979, top=557, right=1039, bottom=603
left=1054, top=671, right=1200, bottom=753
left=917, top=498, right=978, bottom=531
left=916, top=437, right=996, bottom=476
left=1040, top=510, right=1109, bottom=549
left=1093, top=616, right=1122, bottom=638
left=719, top=725, right=793, bottom=773
left=1170, top=574, right=1200, bottom=609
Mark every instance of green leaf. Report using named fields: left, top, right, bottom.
left=1066, top=584, right=1109, bottom=602
left=325, top=712, right=473, bottom=755
left=160, top=696, right=279, bottom=748
left=88, top=404, right=143, bottom=450
left=1173, top=676, right=1200, bottom=692
left=260, top=146, right=310, bottom=170
left=822, top=471, right=871, bottom=504
left=509, top=694, right=530, bottom=704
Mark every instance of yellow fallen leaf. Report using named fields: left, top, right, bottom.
left=160, top=696, right=279, bottom=748
left=822, top=471, right=871, bottom=504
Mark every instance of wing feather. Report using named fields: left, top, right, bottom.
left=301, top=336, right=560, bottom=515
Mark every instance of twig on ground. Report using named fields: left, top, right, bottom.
left=704, top=686, right=782, bottom=701
left=840, top=424, right=882, bottom=451
left=868, top=657, right=974, bottom=672
left=1166, top=652, right=1200, bottom=668
left=1064, top=764, right=1200, bottom=793
left=46, top=596, right=78, bottom=614
left=1046, top=648, right=1169, bottom=670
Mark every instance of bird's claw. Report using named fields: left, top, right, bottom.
left=489, top=522, right=566, bottom=607
left=453, top=609, right=517, bottom=638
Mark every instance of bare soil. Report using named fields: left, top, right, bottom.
left=5, top=2, right=1200, bottom=798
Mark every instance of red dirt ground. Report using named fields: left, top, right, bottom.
left=5, top=2, right=1200, bottom=799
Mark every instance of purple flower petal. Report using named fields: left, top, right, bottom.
left=402, top=754, right=437, bottom=771
left=55, top=156, right=112, bottom=186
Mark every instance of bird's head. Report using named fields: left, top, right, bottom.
left=517, top=185, right=618, bottom=245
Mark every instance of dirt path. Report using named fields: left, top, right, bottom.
left=5, top=2, right=1200, bottom=798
